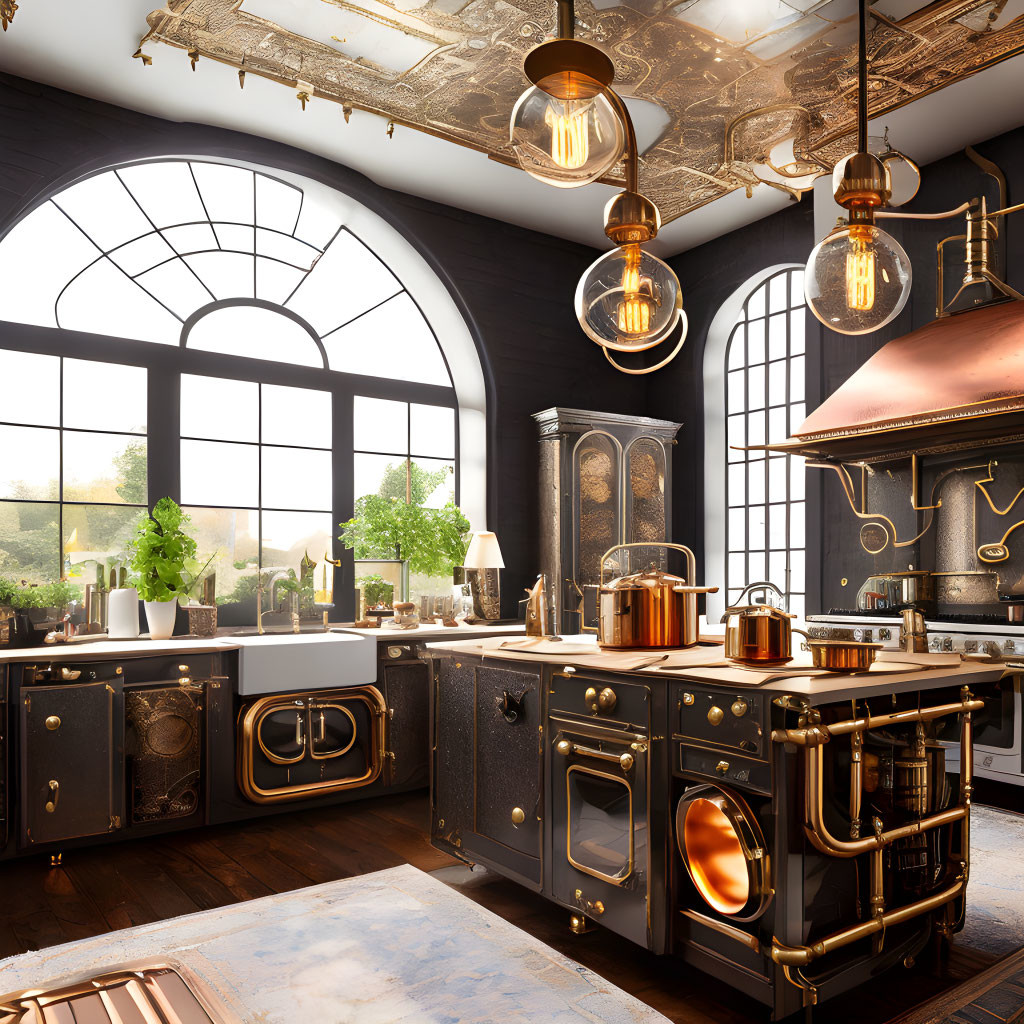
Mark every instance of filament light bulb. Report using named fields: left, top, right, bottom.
left=846, top=225, right=875, bottom=311
left=804, top=223, right=911, bottom=335
left=576, top=245, right=682, bottom=352
left=510, top=84, right=623, bottom=188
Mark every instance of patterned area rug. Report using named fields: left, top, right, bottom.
left=0, top=864, right=671, bottom=1024
left=956, top=804, right=1024, bottom=958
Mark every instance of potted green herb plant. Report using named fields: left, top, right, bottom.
left=127, top=498, right=212, bottom=640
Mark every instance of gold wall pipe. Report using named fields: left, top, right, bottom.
left=849, top=728, right=863, bottom=840
left=771, top=688, right=975, bottom=972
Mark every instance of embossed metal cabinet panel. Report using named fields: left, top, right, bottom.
left=473, top=665, right=542, bottom=860
left=433, top=658, right=475, bottom=847
left=384, top=659, right=430, bottom=790
left=19, top=679, right=124, bottom=847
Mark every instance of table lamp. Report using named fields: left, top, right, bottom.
left=461, top=531, right=504, bottom=623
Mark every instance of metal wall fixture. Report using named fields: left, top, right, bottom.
left=510, top=0, right=686, bottom=375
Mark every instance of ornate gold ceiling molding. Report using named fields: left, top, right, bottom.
left=1, top=0, right=19, bottom=32
left=141, top=1, right=1024, bottom=224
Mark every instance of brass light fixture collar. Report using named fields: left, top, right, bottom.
left=524, top=40, right=615, bottom=100
left=604, top=190, right=660, bottom=245
left=834, top=151, right=890, bottom=213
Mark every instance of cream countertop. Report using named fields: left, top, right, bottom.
left=0, top=622, right=525, bottom=663
left=423, top=635, right=1005, bottom=705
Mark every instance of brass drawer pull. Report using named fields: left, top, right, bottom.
left=60, top=667, right=81, bottom=681
left=511, top=806, right=525, bottom=826
left=45, top=715, right=61, bottom=732
left=556, top=738, right=640, bottom=771
left=45, top=779, right=59, bottom=813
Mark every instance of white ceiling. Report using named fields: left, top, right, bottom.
left=1, top=0, right=1023, bottom=256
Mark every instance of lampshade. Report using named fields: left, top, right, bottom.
left=464, top=531, right=504, bottom=569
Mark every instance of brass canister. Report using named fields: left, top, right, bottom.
left=594, top=543, right=718, bottom=650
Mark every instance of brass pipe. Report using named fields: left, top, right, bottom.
left=849, top=728, right=863, bottom=840
left=772, top=696, right=984, bottom=746
left=556, top=0, right=574, bottom=39
left=804, top=742, right=966, bottom=857
left=869, top=847, right=885, bottom=953
left=603, top=89, right=639, bottom=195
left=771, top=876, right=966, bottom=967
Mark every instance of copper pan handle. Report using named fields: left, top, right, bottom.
left=599, top=542, right=697, bottom=589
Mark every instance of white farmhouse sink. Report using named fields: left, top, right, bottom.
left=233, top=632, right=376, bottom=695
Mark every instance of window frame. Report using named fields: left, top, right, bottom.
left=703, top=264, right=808, bottom=623
left=0, top=157, right=469, bottom=620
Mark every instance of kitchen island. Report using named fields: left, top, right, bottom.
left=425, top=635, right=1004, bottom=1020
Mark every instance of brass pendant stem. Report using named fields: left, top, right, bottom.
left=603, top=89, right=638, bottom=195
left=857, top=0, right=868, bottom=154
left=556, top=0, right=574, bottom=40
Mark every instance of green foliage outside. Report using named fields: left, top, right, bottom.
left=113, top=441, right=148, bottom=504
left=357, top=574, right=394, bottom=608
left=128, top=498, right=211, bottom=604
left=0, top=575, right=84, bottom=612
left=341, top=458, right=469, bottom=578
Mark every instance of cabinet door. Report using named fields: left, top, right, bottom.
left=20, top=679, right=124, bottom=847
left=473, top=665, right=542, bottom=867
left=432, top=657, right=474, bottom=849
left=384, top=659, right=430, bottom=790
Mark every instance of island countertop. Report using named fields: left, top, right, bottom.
left=424, top=634, right=1005, bottom=704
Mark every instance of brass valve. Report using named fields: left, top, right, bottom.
left=585, top=686, right=617, bottom=714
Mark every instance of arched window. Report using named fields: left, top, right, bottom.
left=0, top=158, right=484, bottom=620
left=704, top=266, right=806, bottom=621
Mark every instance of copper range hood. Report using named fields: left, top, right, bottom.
left=767, top=300, right=1024, bottom=462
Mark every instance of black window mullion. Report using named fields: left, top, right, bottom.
left=334, top=389, right=355, bottom=621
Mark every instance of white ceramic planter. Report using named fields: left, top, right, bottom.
left=108, top=587, right=140, bottom=639
left=144, top=599, right=178, bottom=640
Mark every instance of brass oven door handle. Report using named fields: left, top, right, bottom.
left=556, top=738, right=639, bottom=772
left=45, top=779, right=59, bottom=813
left=295, top=712, right=304, bottom=747
left=318, top=710, right=326, bottom=743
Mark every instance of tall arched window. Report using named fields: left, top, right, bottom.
left=704, top=266, right=806, bottom=621
left=0, top=158, right=484, bottom=619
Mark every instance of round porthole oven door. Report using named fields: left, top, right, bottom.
left=675, top=785, right=771, bottom=921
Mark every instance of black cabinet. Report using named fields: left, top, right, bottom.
left=382, top=653, right=430, bottom=791
left=19, top=677, right=124, bottom=848
left=431, top=655, right=543, bottom=888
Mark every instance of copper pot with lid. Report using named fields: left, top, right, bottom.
left=593, top=543, right=718, bottom=650
left=721, top=582, right=796, bottom=666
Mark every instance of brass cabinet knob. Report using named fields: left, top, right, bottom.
left=584, top=686, right=616, bottom=713
left=592, top=900, right=605, bottom=916
left=731, top=699, right=748, bottom=718
left=511, top=806, right=525, bottom=826
left=45, top=779, right=59, bottom=813
left=556, top=739, right=572, bottom=756
left=60, top=667, right=80, bottom=681
left=584, top=686, right=598, bottom=710
left=682, top=692, right=695, bottom=706
left=708, top=705, right=724, bottom=726
left=716, top=760, right=730, bottom=775
left=45, top=715, right=61, bottom=732
left=619, top=751, right=634, bottom=772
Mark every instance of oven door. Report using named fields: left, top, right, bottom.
left=941, top=674, right=1021, bottom=782
left=237, top=686, right=386, bottom=803
left=551, top=717, right=650, bottom=948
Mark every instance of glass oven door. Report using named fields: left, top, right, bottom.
left=553, top=721, right=650, bottom=949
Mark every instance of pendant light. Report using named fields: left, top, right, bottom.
left=511, top=2, right=686, bottom=373
left=804, top=0, right=912, bottom=335
left=509, top=0, right=624, bottom=188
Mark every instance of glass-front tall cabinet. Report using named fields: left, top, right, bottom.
left=533, top=408, right=682, bottom=633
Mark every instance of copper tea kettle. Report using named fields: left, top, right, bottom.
left=722, top=582, right=798, bottom=665
left=592, top=543, right=718, bottom=650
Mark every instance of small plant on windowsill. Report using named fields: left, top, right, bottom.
left=127, top=498, right=214, bottom=640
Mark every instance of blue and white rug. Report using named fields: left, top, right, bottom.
left=0, top=864, right=670, bottom=1023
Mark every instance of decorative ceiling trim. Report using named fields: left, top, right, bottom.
left=141, top=1, right=1024, bottom=225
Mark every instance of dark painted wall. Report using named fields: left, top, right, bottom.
left=0, top=72, right=648, bottom=611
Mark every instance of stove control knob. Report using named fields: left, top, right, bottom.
left=942, top=637, right=953, bottom=652
left=982, top=641, right=1001, bottom=658
left=585, top=686, right=617, bottom=713
left=930, top=637, right=941, bottom=650
left=619, top=751, right=635, bottom=772
left=731, top=699, right=748, bottom=718
left=716, top=760, right=730, bottom=775
left=1005, top=640, right=1017, bottom=653
left=964, top=640, right=978, bottom=653
left=853, top=628, right=872, bottom=642
left=879, top=628, right=892, bottom=641
left=708, top=705, right=724, bottom=726
left=556, top=739, right=572, bottom=756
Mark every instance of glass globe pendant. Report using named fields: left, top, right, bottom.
left=805, top=221, right=911, bottom=334
left=575, top=243, right=682, bottom=350
left=510, top=79, right=624, bottom=188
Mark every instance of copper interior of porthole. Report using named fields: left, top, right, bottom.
left=683, top=797, right=750, bottom=915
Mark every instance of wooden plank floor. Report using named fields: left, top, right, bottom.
left=0, top=791, right=999, bottom=1023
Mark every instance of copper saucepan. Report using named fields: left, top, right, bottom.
left=802, top=638, right=883, bottom=672
left=593, top=543, right=718, bottom=650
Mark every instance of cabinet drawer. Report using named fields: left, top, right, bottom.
left=673, top=685, right=766, bottom=759
left=676, top=741, right=771, bottom=795
left=550, top=671, right=650, bottom=727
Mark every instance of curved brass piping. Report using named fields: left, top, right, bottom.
left=602, top=88, right=639, bottom=195
left=771, top=877, right=967, bottom=967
